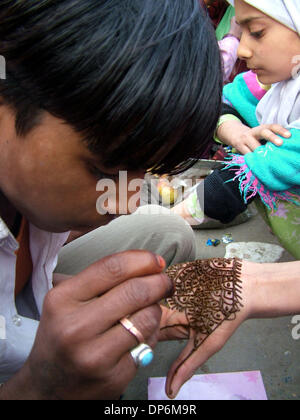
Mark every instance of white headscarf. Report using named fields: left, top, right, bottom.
left=227, top=0, right=300, bottom=130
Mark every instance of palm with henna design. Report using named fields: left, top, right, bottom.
left=159, top=258, right=251, bottom=399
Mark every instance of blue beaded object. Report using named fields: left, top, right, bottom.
left=206, top=238, right=220, bottom=247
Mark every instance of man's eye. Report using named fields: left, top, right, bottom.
left=89, top=165, right=119, bottom=181
left=250, top=30, right=264, bottom=39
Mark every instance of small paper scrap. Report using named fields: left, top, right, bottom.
left=148, top=371, right=268, bottom=400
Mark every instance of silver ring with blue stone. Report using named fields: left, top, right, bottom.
left=130, top=343, right=154, bottom=368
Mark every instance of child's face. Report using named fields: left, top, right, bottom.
left=235, top=0, right=300, bottom=85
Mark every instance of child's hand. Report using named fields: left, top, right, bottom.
left=233, top=124, right=291, bottom=155
left=159, top=259, right=255, bottom=399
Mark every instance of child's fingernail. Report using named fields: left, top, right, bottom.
left=168, top=389, right=176, bottom=399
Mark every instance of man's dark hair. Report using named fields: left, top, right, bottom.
left=0, top=0, right=222, bottom=175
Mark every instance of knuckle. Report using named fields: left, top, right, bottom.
left=102, top=254, right=124, bottom=280
left=121, top=273, right=172, bottom=309
left=136, top=305, right=162, bottom=337
left=72, top=350, right=99, bottom=377
left=43, top=296, right=80, bottom=350
left=124, top=278, right=152, bottom=307
left=42, top=292, right=75, bottom=351
left=55, top=324, right=76, bottom=351
left=52, top=315, right=81, bottom=353
left=71, top=344, right=115, bottom=380
left=260, top=130, right=269, bottom=139
left=43, top=289, right=60, bottom=317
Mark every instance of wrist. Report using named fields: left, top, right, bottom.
left=216, top=119, right=242, bottom=148
left=245, top=261, right=300, bottom=319
left=0, top=362, right=41, bottom=400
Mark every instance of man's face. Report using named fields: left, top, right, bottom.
left=0, top=107, right=144, bottom=233
left=235, top=0, right=300, bottom=85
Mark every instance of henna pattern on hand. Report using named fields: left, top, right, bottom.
left=162, top=258, right=243, bottom=372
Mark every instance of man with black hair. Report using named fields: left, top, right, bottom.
left=0, top=0, right=222, bottom=399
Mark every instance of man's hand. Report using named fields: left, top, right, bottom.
left=218, top=121, right=291, bottom=155
left=1, top=251, right=173, bottom=400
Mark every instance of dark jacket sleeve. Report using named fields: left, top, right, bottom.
left=202, top=101, right=255, bottom=224
left=202, top=167, right=256, bottom=224
left=221, top=103, right=248, bottom=126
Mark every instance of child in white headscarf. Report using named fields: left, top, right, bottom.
left=222, top=0, right=300, bottom=151
left=173, top=0, right=300, bottom=258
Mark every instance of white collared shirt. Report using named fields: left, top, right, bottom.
left=0, top=216, right=69, bottom=382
